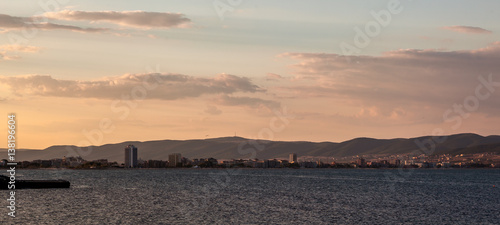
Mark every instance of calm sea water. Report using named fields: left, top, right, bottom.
left=1, top=169, right=499, bottom=224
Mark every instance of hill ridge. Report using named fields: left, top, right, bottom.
left=2, top=133, right=499, bottom=163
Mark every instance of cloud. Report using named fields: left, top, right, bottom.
left=279, top=42, right=500, bottom=121
left=0, top=51, right=22, bottom=60
left=0, top=45, right=41, bottom=60
left=43, top=10, right=191, bottom=29
left=0, top=53, right=17, bottom=60
left=215, top=95, right=281, bottom=110
left=0, top=10, right=192, bottom=35
left=266, top=73, right=284, bottom=81
left=0, top=45, right=41, bottom=53
left=0, top=14, right=108, bottom=33
left=0, top=14, right=28, bottom=28
left=0, top=73, right=263, bottom=100
left=35, top=22, right=109, bottom=33
left=442, top=25, right=492, bottom=34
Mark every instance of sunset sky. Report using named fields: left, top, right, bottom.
left=1, top=0, right=500, bottom=149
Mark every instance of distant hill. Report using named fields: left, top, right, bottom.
left=2, top=133, right=500, bottom=163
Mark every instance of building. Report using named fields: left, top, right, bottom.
left=289, top=153, right=297, bottom=163
left=146, top=160, right=167, bottom=168
left=169, top=153, right=182, bottom=167
left=390, top=159, right=401, bottom=167
left=264, top=159, right=280, bottom=168
left=356, top=158, right=366, bottom=167
left=125, top=145, right=138, bottom=168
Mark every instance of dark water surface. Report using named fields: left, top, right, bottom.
left=1, top=169, right=499, bottom=224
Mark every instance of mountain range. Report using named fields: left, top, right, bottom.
left=2, top=133, right=500, bottom=163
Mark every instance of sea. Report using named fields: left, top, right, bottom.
left=1, top=168, right=499, bottom=224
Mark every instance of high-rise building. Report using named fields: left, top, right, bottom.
left=169, top=153, right=182, bottom=167
left=289, top=153, right=297, bottom=163
left=125, top=145, right=138, bottom=168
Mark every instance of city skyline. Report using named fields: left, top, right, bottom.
left=1, top=1, right=500, bottom=149
left=5, top=150, right=499, bottom=169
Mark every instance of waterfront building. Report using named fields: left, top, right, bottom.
left=289, top=153, right=297, bottom=163
left=169, top=153, right=182, bottom=167
left=125, top=145, right=138, bottom=168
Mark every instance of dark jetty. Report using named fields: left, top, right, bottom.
left=0, top=175, right=70, bottom=189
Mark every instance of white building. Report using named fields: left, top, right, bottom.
left=125, top=145, right=138, bottom=168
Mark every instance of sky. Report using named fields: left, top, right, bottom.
left=1, top=0, right=500, bottom=149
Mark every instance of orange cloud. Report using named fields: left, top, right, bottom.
left=0, top=45, right=40, bottom=53
left=280, top=42, right=500, bottom=122
left=0, top=14, right=108, bottom=33
left=43, top=10, right=192, bottom=29
left=0, top=44, right=40, bottom=60
left=442, top=25, right=492, bottom=34
left=0, top=73, right=262, bottom=100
